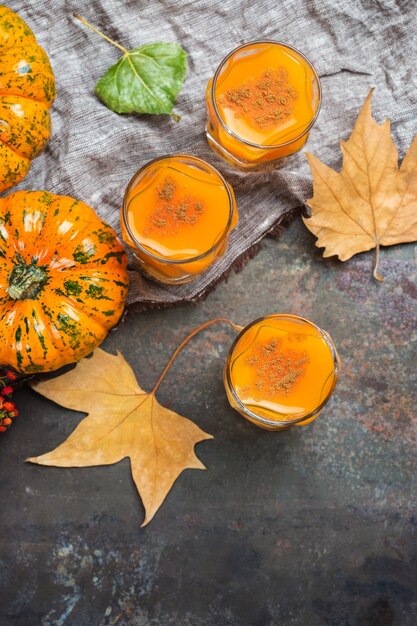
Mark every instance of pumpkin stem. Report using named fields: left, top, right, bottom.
left=7, top=264, right=48, bottom=300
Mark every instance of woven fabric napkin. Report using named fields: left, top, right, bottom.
left=11, top=0, right=417, bottom=308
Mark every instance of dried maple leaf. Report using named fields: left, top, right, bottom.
left=303, top=90, right=417, bottom=280
left=27, top=348, right=212, bottom=526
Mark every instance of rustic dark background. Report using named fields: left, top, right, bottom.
left=0, top=218, right=416, bottom=625
left=2, top=0, right=417, bottom=623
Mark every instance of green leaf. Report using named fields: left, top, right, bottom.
left=95, top=43, right=187, bottom=115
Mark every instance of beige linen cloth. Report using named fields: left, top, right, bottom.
left=10, top=0, right=417, bottom=309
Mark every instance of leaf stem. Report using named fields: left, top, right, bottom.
left=73, top=13, right=128, bottom=54
left=373, top=243, right=384, bottom=282
left=151, top=318, right=243, bottom=396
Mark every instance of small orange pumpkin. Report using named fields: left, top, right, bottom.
left=0, top=5, right=56, bottom=193
left=0, top=190, right=129, bottom=373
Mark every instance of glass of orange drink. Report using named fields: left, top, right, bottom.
left=224, top=314, right=340, bottom=430
left=121, top=155, right=238, bottom=284
left=206, top=41, right=321, bottom=170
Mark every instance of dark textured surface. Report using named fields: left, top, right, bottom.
left=1, top=219, right=416, bottom=626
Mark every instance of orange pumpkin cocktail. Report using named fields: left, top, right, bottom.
left=224, top=314, right=339, bottom=430
left=206, top=41, right=321, bottom=170
left=121, top=155, right=238, bottom=284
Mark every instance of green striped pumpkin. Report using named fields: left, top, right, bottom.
left=0, top=5, right=56, bottom=192
left=0, top=190, right=129, bottom=373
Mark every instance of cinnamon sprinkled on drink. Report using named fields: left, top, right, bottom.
left=157, top=176, right=175, bottom=201
left=218, top=68, right=298, bottom=129
left=146, top=176, right=205, bottom=236
left=244, top=337, right=309, bottom=398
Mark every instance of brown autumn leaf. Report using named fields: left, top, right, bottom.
left=303, top=89, right=417, bottom=281
left=27, top=348, right=212, bottom=526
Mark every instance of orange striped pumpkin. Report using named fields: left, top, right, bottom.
left=0, top=5, right=56, bottom=193
left=0, top=191, right=129, bottom=373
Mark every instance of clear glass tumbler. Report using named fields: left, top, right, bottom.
left=206, top=41, right=321, bottom=170
left=121, top=154, right=238, bottom=285
left=224, top=314, right=340, bottom=430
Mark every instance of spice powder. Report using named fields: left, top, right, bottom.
left=144, top=176, right=205, bottom=237
left=218, top=68, right=299, bottom=130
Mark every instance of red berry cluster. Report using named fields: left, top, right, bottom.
left=0, top=369, right=19, bottom=433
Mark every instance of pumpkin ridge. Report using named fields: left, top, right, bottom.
left=0, top=143, right=30, bottom=193
left=41, top=217, right=126, bottom=267
left=21, top=300, right=58, bottom=368
left=0, top=89, right=53, bottom=105
left=50, top=292, right=120, bottom=325
left=35, top=197, right=103, bottom=250
left=0, top=134, right=33, bottom=161
left=0, top=93, right=52, bottom=106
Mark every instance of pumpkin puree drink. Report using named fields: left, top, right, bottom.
left=206, top=41, right=321, bottom=169
left=121, top=155, right=238, bottom=284
left=224, top=315, right=340, bottom=430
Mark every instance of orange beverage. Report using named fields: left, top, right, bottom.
left=121, top=155, right=238, bottom=284
left=224, top=314, right=339, bottom=430
left=206, top=41, right=321, bottom=170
